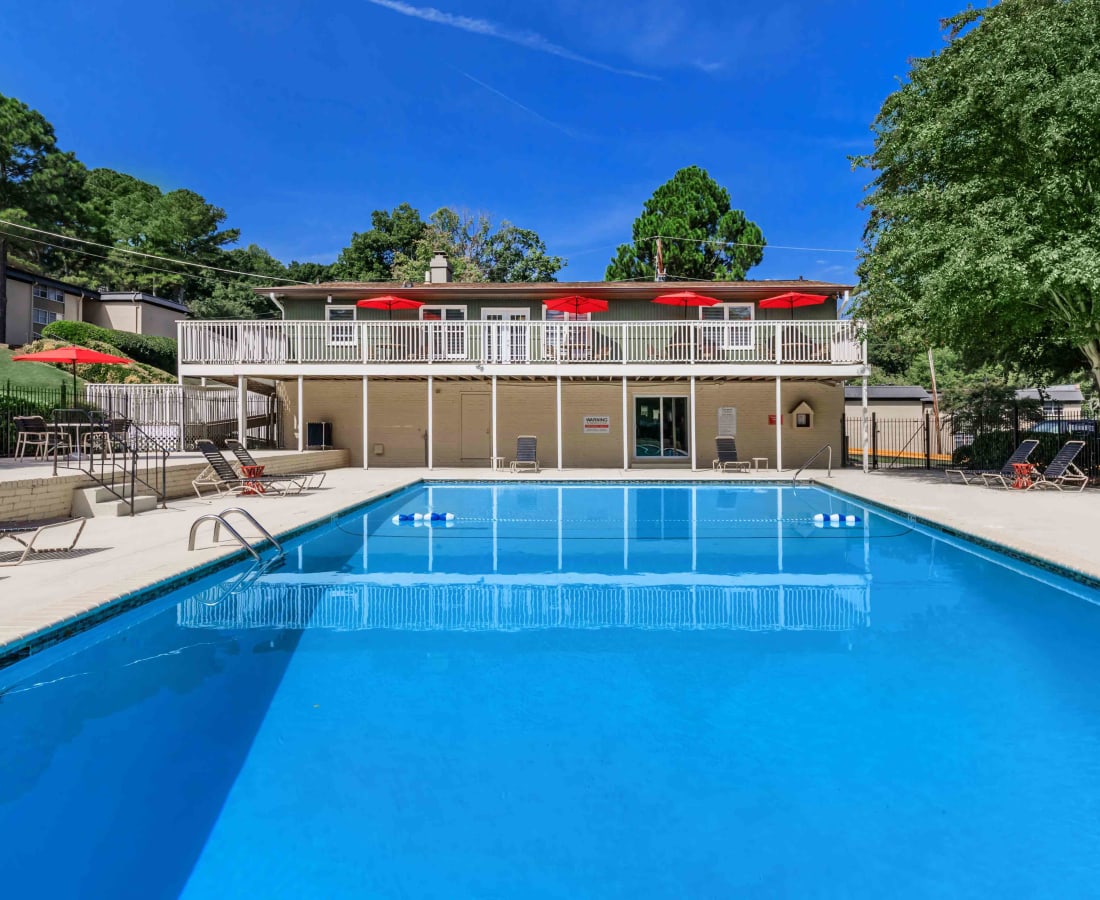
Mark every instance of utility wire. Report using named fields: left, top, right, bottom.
left=643, top=234, right=858, bottom=255
left=0, top=230, right=271, bottom=290
left=0, top=219, right=312, bottom=284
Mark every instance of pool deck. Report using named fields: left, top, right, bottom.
left=1, top=466, right=1098, bottom=662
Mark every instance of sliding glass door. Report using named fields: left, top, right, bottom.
left=634, top=397, right=689, bottom=458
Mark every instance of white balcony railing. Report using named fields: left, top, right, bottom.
left=179, top=320, right=866, bottom=367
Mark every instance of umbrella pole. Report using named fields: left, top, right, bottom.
left=71, top=362, right=78, bottom=404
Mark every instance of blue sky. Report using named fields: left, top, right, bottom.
left=3, top=0, right=962, bottom=282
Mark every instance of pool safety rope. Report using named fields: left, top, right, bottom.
left=813, top=513, right=861, bottom=527
left=392, top=512, right=456, bottom=527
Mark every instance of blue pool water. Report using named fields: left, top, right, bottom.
left=3, top=483, right=1100, bottom=898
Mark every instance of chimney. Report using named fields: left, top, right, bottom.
left=428, top=252, right=453, bottom=284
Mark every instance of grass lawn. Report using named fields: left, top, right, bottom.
left=0, top=347, right=84, bottom=391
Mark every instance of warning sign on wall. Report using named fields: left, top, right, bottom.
left=583, top=415, right=610, bottom=434
left=768, top=414, right=784, bottom=425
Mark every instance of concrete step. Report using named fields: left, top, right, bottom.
left=72, top=486, right=159, bottom=517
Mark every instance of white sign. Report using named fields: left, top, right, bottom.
left=583, top=415, right=610, bottom=434
left=718, top=407, right=738, bottom=436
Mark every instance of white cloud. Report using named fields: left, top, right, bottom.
left=364, top=0, right=659, bottom=80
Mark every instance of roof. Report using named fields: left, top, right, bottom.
left=844, top=385, right=932, bottom=401
left=1015, top=385, right=1083, bottom=403
left=5, top=266, right=99, bottom=299
left=95, top=291, right=190, bottom=314
left=254, top=278, right=855, bottom=303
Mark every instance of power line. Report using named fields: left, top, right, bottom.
left=643, top=234, right=858, bottom=255
left=0, top=219, right=312, bottom=284
left=0, top=230, right=267, bottom=290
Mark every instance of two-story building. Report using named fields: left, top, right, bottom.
left=177, top=255, right=867, bottom=471
left=1, top=267, right=189, bottom=345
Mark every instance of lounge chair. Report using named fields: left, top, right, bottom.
left=712, top=436, right=751, bottom=472
left=226, top=439, right=326, bottom=489
left=193, top=440, right=309, bottom=498
left=1027, top=440, right=1089, bottom=492
left=944, top=439, right=1039, bottom=485
left=0, top=518, right=86, bottom=567
left=509, top=436, right=540, bottom=473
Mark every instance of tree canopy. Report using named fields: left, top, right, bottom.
left=606, top=166, right=765, bottom=282
left=854, top=0, right=1100, bottom=391
left=0, top=91, right=567, bottom=323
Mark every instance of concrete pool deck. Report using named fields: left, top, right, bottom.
left=1, top=466, right=1098, bottom=663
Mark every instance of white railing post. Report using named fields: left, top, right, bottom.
left=362, top=322, right=369, bottom=364
left=775, top=322, right=783, bottom=365
left=621, top=322, right=628, bottom=364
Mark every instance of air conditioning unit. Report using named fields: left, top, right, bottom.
left=306, top=422, right=333, bottom=449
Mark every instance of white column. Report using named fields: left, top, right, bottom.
left=861, top=374, right=869, bottom=474
left=427, top=376, right=434, bottom=470
left=689, top=376, right=697, bottom=472
left=177, top=384, right=185, bottom=452
left=491, top=375, right=498, bottom=469
left=556, top=375, right=563, bottom=471
left=297, top=375, right=304, bottom=452
left=238, top=376, right=248, bottom=449
left=775, top=376, right=783, bottom=471
left=621, top=377, right=629, bottom=470
left=367, top=374, right=376, bottom=470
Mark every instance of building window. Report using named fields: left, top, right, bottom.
left=325, top=306, right=357, bottom=345
left=32, top=285, right=65, bottom=303
left=700, top=302, right=754, bottom=349
left=33, top=308, right=61, bottom=326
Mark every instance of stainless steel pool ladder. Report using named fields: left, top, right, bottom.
left=793, top=444, right=832, bottom=481
left=188, top=507, right=284, bottom=561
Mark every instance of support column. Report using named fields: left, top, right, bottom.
left=621, top=376, right=629, bottom=470
left=775, top=376, right=783, bottom=471
left=297, top=375, right=304, bottom=452
left=238, top=376, right=248, bottom=449
left=689, top=376, right=697, bottom=472
left=427, top=376, right=434, bottom=470
left=556, top=375, right=563, bottom=471
left=861, top=374, right=869, bottom=474
left=491, top=375, right=498, bottom=469
left=367, top=374, right=376, bottom=470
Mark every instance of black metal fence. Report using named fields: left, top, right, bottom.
left=0, top=382, right=87, bottom=456
left=843, top=407, right=1100, bottom=479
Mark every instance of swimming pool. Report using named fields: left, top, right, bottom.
left=2, top=482, right=1100, bottom=898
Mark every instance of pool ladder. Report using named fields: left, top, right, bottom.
left=188, top=507, right=284, bottom=562
left=793, top=444, right=832, bottom=481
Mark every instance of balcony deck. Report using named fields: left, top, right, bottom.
left=179, top=319, right=867, bottom=378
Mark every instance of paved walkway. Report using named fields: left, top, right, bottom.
left=2, top=466, right=1097, bottom=662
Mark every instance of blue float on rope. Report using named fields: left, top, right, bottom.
left=812, top=513, right=860, bottom=528
left=392, top=512, right=456, bottom=525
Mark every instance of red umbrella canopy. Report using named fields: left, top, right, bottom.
left=13, top=346, right=133, bottom=396
left=544, top=295, right=608, bottom=315
left=356, top=295, right=424, bottom=312
left=12, top=347, right=132, bottom=365
left=758, top=291, right=828, bottom=318
left=652, top=290, right=721, bottom=319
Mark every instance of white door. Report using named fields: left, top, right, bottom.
left=422, top=306, right=468, bottom=359
left=485, top=309, right=530, bottom=363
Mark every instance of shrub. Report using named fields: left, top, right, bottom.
left=968, top=431, right=1015, bottom=470
left=42, top=321, right=177, bottom=374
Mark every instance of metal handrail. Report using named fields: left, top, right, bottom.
left=215, top=508, right=284, bottom=554
left=793, top=444, right=832, bottom=481
left=188, top=514, right=262, bottom=560
left=187, top=508, right=284, bottom=561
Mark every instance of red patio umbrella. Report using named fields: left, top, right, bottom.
left=544, top=295, right=608, bottom=315
left=356, top=295, right=425, bottom=319
left=652, top=290, right=721, bottom=319
left=759, top=291, right=828, bottom=319
left=13, top=346, right=132, bottom=396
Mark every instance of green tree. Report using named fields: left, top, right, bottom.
left=331, top=203, right=426, bottom=281
left=86, top=168, right=240, bottom=301
left=0, top=92, right=95, bottom=278
left=392, top=208, right=563, bottom=283
left=606, top=166, right=765, bottom=281
left=854, top=0, right=1100, bottom=391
